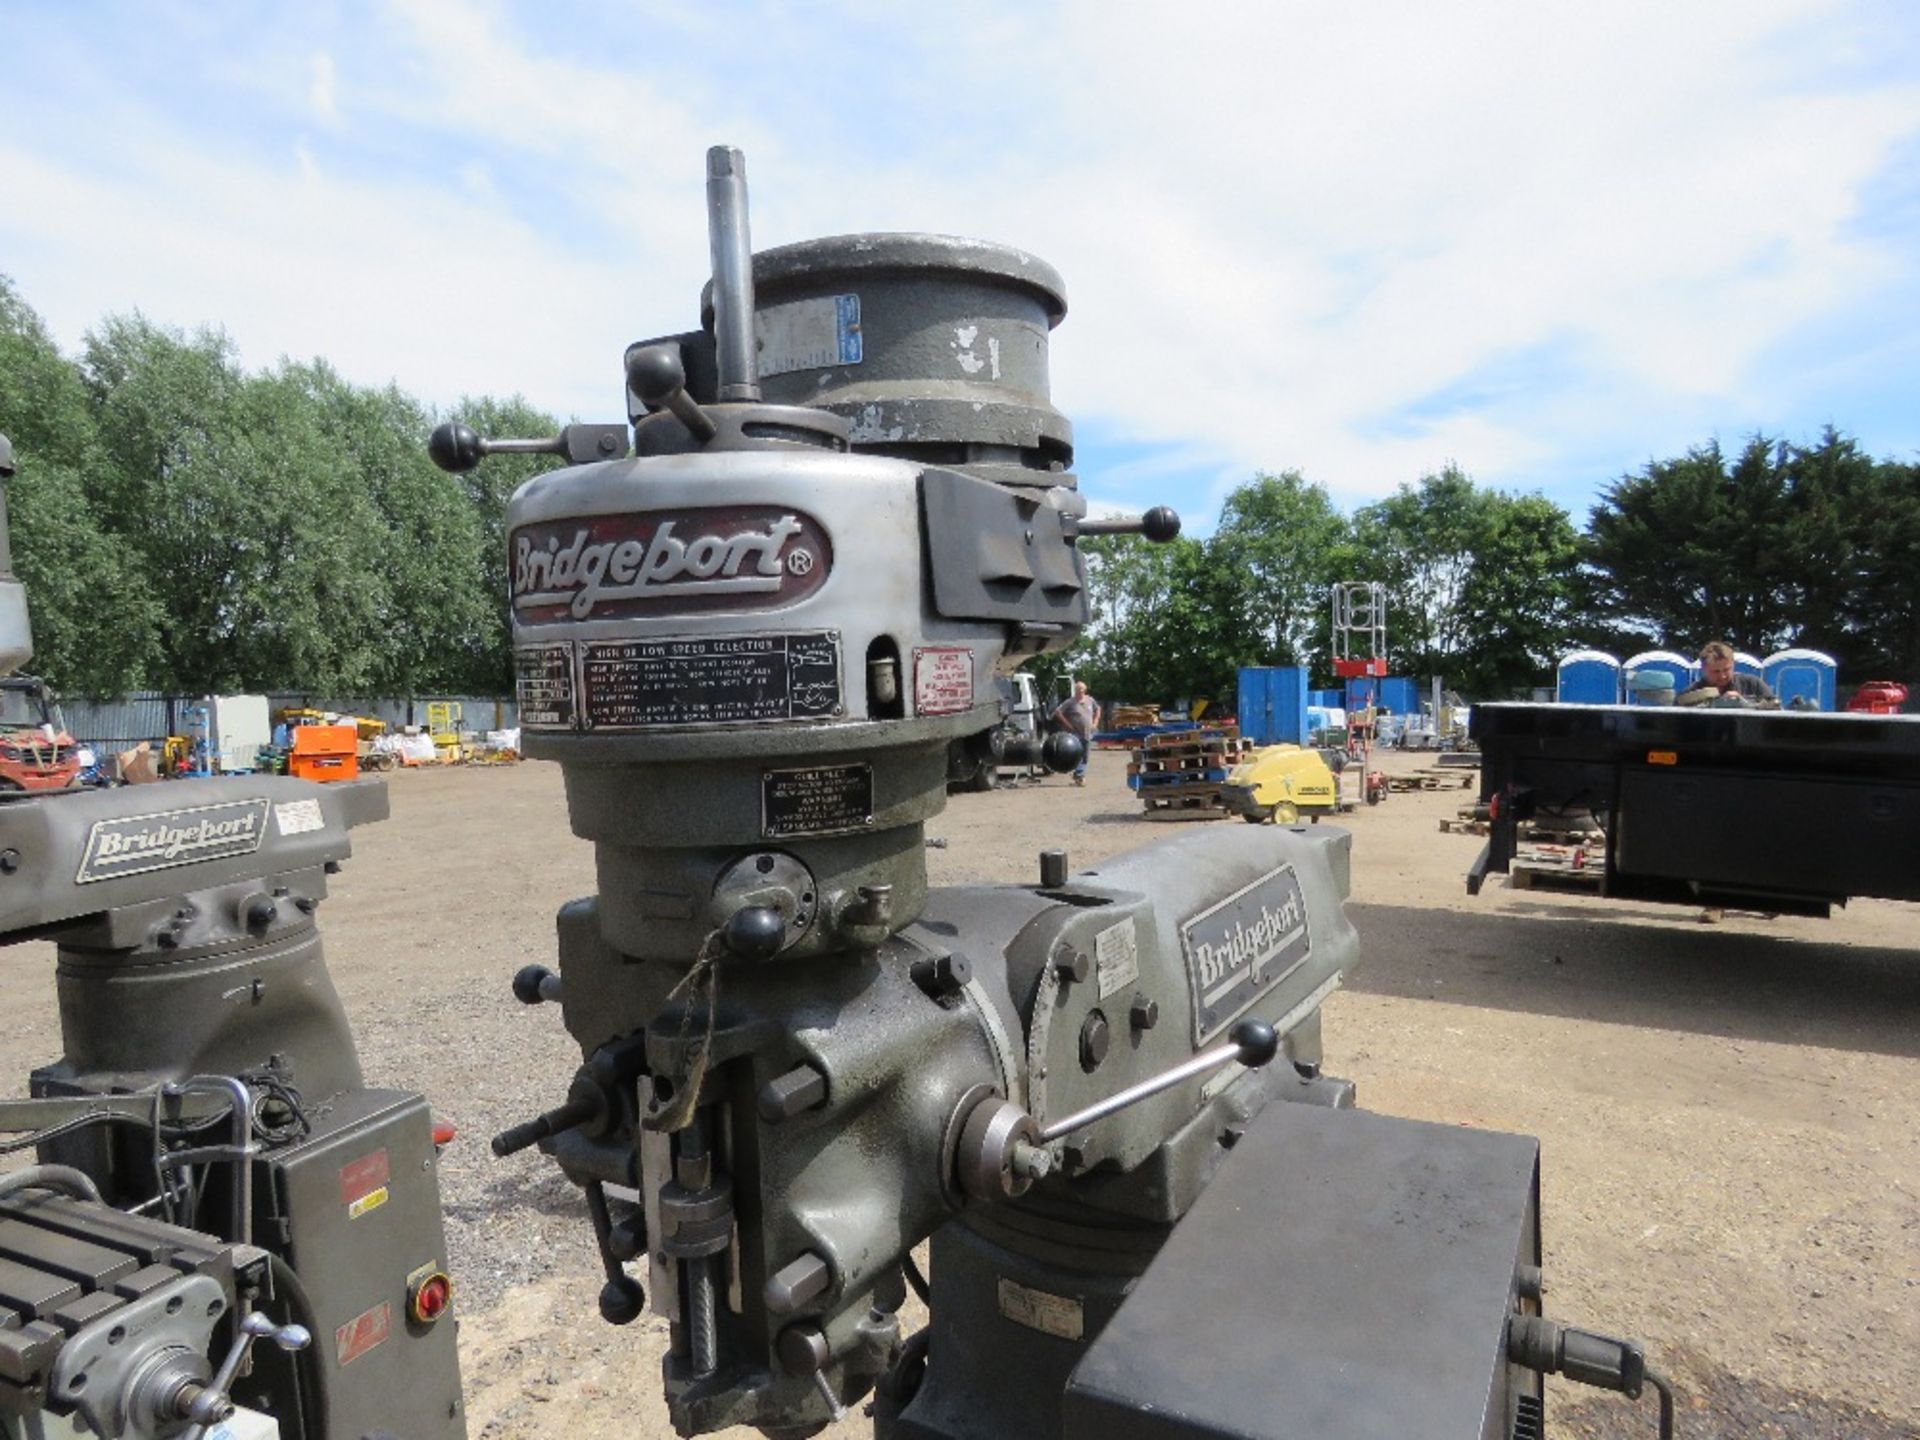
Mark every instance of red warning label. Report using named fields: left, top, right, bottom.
left=913, top=647, right=974, bottom=716
left=339, top=1149, right=391, bottom=1206
left=336, top=1300, right=392, bottom=1366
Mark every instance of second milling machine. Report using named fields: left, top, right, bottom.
left=444, top=148, right=1670, bottom=1440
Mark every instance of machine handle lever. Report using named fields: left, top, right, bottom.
left=1072, top=506, right=1181, bottom=543
left=180, top=1311, right=311, bottom=1440
left=626, top=345, right=719, bottom=441
left=428, top=421, right=630, bottom=472
left=492, top=1096, right=597, bottom=1157
left=1034, top=1018, right=1278, bottom=1144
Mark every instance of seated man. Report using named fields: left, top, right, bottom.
left=1677, top=640, right=1775, bottom=706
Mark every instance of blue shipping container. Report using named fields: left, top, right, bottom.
left=1238, top=666, right=1310, bottom=745
left=1346, top=675, right=1418, bottom=718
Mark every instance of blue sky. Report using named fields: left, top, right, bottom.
left=3, top=0, right=1918, bottom=534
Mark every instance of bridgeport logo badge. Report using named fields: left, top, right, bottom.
left=510, top=507, right=832, bottom=624
left=77, top=800, right=272, bottom=884
left=1179, top=864, right=1311, bottom=1043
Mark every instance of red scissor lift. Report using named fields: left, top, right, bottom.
left=1331, top=581, right=1390, bottom=806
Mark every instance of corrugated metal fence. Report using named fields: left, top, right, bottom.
left=58, top=694, right=518, bottom=753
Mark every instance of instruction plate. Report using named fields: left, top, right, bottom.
left=756, top=294, right=863, bottom=378
left=762, top=763, right=874, bottom=839
left=515, top=643, right=577, bottom=730
left=1180, top=864, right=1310, bottom=1044
left=580, top=632, right=840, bottom=729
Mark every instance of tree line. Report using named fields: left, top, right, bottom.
left=4, top=276, right=1915, bottom=703
left=1062, top=428, right=1920, bottom=704
left=0, top=276, right=557, bottom=698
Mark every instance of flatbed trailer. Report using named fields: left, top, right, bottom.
left=1467, top=702, right=1920, bottom=915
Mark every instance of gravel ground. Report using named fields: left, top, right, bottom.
left=1, top=749, right=1914, bottom=1439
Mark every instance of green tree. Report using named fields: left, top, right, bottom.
left=0, top=279, right=162, bottom=694
left=1583, top=436, right=1797, bottom=655
left=1212, top=471, right=1347, bottom=667
left=1455, top=493, right=1583, bottom=694
left=1074, top=534, right=1245, bottom=706
left=439, top=395, right=565, bottom=693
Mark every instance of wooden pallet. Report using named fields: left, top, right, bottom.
left=1522, top=824, right=1606, bottom=846
left=1387, top=773, right=1470, bottom=793
left=1121, top=768, right=1228, bottom=791
left=1130, top=753, right=1233, bottom=774
left=1139, top=725, right=1243, bottom=750
left=1438, top=816, right=1489, bottom=835
left=1141, top=789, right=1229, bottom=820
left=1508, top=862, right=1605, bottom=893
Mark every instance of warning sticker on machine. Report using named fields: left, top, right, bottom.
left=755, top=294, right=863, bottom=378
left=580, top=632, right=840, bottom=729
left=996, top=1278, right=1084, bottom=1341
left=515, top=643, right=577, bottom=730
left=912, top=646, right=974, bottom=716
left=273, top=798, right=325, bottom=837
left=1180, top=864, right=1310, bottom=1045
left=340, top=1148, right=391, bottom=1207
left=336, top=1300, right=392, bottom=1367
left=762, top=763, right=874, bottom=839
left=1095, top=918, right=1141, bottom=1000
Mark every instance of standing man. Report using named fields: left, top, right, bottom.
left=1050, top=680, right=1102, bottom=786
left=1679, top=641, right=1775, bottom=706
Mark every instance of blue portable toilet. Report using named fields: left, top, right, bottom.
left=1623, top=650, right=1691, bottom=705
left=1238, top=666, right=1309, bottom=744
left=1556, top=650, right=1621, bottom=705
left=1734, top=651, right=1764, bottom=682
left=1763, top=648, right=1836, bottom=711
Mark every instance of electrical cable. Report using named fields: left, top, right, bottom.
left=1645, top=1366, right=1675, bottom=1440
left=0, top=1109, right=160, bottom=1155
left=901, top=1251, right=930, bottom=1304
left=0, top=1163, right=102, bottom=1203
left=267, top=1251, right=331, bottom=1437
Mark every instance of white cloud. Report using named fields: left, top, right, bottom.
left=1, top=0, right=1915, bottom=521
left=309, top=51, right=338, bottom=125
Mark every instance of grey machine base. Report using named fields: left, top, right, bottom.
left=1063, top=1101, right=1543, bottom=1440
left=887, top=1099, right=1543, bottom=1440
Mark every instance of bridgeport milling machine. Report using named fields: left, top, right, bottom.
left=447, top=150, right=1675, bottom=1440
left=0, top=434, right=466, bottom=1438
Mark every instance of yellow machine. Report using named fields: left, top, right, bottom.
left=1221, top=743, right=1345, bottom=824
left=425, top=701, right=464, bottom=763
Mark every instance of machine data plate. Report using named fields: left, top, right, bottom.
left=1179, top=863, right=1310, bottom=1044
left=762, top=763, right=874, bottom=838
left=575, top=631, right=841, bottom=729
left=514, top=643, right=577, bottom=730
left=755, top=294, right=864, bottom=377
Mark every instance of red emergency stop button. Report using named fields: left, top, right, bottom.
left=409, top=1268, right=454, bottom=1324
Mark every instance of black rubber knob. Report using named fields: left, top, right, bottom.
left=599, top=1275, right=645, bottom=1326
left=1079, top=1010, right=1111, bottom=1072
left=1041, top=732, right=1084, bottom=774
left=626, top=345, right=689, bottom=407
left=1141, top=506, right=1181, bottom=543
left=512, top=964, right=557, bottom=1005
left=724, top=905, right=787, bottom=962
left=427, top=422, right=484, bottom=473
left=1229, top=1018, right=1280, bottom=1068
